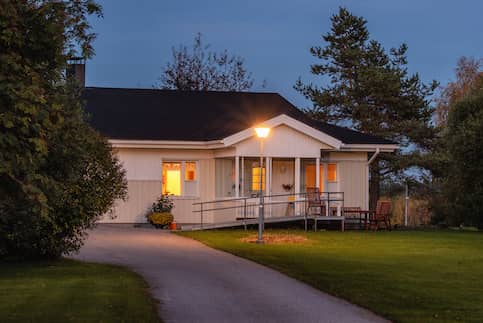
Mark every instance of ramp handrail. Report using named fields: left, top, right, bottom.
left=192, top=191, right=344, bottom=229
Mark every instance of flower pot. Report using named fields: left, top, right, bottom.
left=147, top=212, right=174, bottom=229
left=170, top=221, right=177, bottom=231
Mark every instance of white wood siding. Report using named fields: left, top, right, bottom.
left=101, top=135, right=371, bottom=223
left=334, top=152, right=369, bottom=209
left=100, top=149, right=216, bottom=224
left=235, top=125, right=333, bottom=157
left=102, top=180, right=161, bottom=223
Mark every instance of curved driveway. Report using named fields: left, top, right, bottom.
left=73, top=226, right=387, bottom=323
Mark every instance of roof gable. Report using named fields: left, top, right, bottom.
left=223, top=114, right=342, bottom=148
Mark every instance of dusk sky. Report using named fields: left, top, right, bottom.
left=87, top=0, right=483, bottom=108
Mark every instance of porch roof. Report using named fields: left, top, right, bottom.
left=83, top=87, right=395, bottom=145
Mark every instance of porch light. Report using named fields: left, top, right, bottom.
left=255, top=127, right=270, bottom=138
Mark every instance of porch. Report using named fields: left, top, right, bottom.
left=214, top=156, right=338, bottom=201
left=185, top=191, right=347, bottom=231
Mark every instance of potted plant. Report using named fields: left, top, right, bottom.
left=146, top=194, right=174, bottom=229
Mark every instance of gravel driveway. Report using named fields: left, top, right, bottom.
left=73, top=225, right=387, bottom=323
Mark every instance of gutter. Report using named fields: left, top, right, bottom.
left=367, top=147, right=380, bottom=165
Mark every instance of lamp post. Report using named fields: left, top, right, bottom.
left=255, top=127, right=270, bottom=244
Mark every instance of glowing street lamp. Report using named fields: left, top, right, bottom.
left=254, top=126, right=270, bottom=243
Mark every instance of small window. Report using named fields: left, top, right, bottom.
left=185, top=162, right=196, bottom=181
left=327, top=163, right=337, bottom=182
left=305, top=164, right=324, bottom=191
left=252, top=167, right=266, bottom=191
left=162, top=162, right=181, bottom=195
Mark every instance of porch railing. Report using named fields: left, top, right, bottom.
left=192, top=192, right=344, bottom=229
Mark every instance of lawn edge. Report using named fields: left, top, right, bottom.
left=66, top=258, right=164, bottom=323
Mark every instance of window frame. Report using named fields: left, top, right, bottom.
left=162, top=160, right=199, bottom=197
left=327, top=163, right=338, bottom=183
left=185, top=161, right=197, bottom=181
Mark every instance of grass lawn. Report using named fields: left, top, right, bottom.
left=179, top=229, right=483, bottom=323
left=0, top=258, right=160, bottom=323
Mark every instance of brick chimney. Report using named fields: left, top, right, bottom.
left=67, top=57, right=86, bottom=87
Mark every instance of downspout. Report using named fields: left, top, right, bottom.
left=367, top=147, right=380, bottom=165
left=366, top=147, right=380, bottom=210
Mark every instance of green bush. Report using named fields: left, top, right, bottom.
left=148, top=212, right=173, bottom=228
left=446, top=90, right=483, bottom=229
left=149, top=194, right=174, bottom=213
left=0, top=2, right=127, bottom=259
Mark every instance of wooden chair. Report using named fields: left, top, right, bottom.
left=369, top=200, right=392, bottom=231
left=305, top=187, right=324, bottom=216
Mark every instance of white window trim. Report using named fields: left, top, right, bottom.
left=161, top=160, right=200, bottom=198
left=327, top=162, right=338, bottom=183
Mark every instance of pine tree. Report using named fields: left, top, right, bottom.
left=295, top=7, right=437, bottom=208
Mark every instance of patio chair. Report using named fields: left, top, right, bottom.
left=305, top=187, right=325, bottom=216
left=368, top=200, right=392, bottom=231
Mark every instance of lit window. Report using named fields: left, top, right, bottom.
left=252, top=167, right=266, bottom=191
left=328, top=163, right=337, bottom=182
left=305, top=164, right=324, bottom=190
left=162, top=162, right=181, bottom=195
left=185, top=162, right=196, bottom=181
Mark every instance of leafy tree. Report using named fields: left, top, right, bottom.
left=0, top=1, right=127, bottom=258
left=420, top=58, right=483, bottom=224
left=435, top=56, right=483, bottom=126
left=445, top=91, right=483, bottom=229
left=295, top=7, right=438, bottom=208
left=158, top=33, right=254, bottom=91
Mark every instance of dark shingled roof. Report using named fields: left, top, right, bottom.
left=82, top=87, right=395, bottom=145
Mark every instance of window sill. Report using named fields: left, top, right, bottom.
left=170, top=195, right=200, bottom=200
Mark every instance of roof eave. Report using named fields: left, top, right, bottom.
left=109, top=139, right=224, bottom=149
left=339, top=143, right=399, bottom=152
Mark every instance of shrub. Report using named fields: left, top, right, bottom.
left=0, top=1, right=121, bottom=260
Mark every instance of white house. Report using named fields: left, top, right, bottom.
left=83, top=87, right=398, bottom=224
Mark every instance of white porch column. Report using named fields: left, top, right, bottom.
left=235, top=156, right=240, bottom=198
left=315, top=158, right=320, bottom=190
left=323, top=162, right=329, bottom=216
left=265, top=157, right=271, bottom=196
left=266, top=156, right=271, bottom=217
left=241, top=157, right=245, bottom=197
left=295, top=158, right=301, bottom=195
left=295, top=158, right=301, bottom=215
left=160, top=158, right=163, bottom=194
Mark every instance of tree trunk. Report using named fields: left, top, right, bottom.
left=369, top=160, right=380, bottom=210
